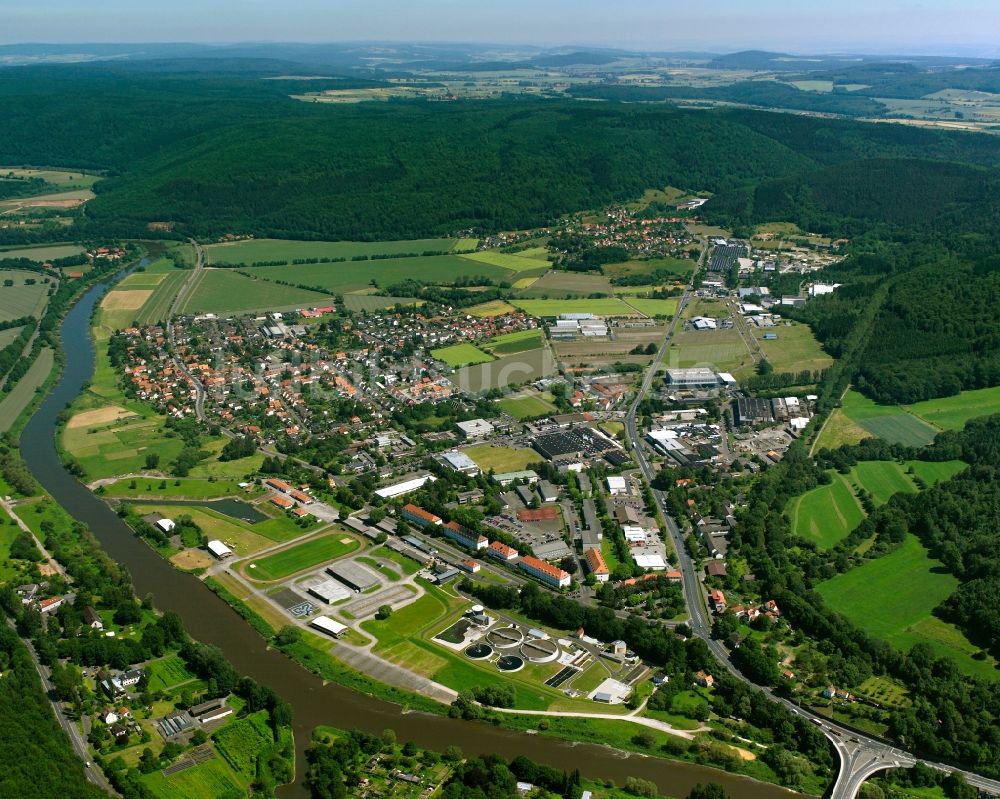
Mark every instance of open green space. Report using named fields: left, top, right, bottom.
left=753, top=322, right=833, bottom=376
left=244, top=254, right=511, bottom=295
left=906, top=459, right=966, bottom=485
left=134, top=503, right=306, bottom=555
left=847, top=461, right=916, bottom=506
left=497, top=391, right=557, bottom=419
left=466, top=299, right=518, bottom=318
left=0, top=167, right=99, bottom=190
left=0, top=346, right=53, bottom=432
left=0, top=509, right=22, bottom=582
left=341, top=293, right=421, bottom=312
left=816, top=534, right=995, bottom=679
left=0, top=243, right=85, bottom=261
left=63, top=411, right=187, bottom=480
left=512, top=298, right=636, bottom=317
left=142, top=751, right=248, bottom=799
left=840, top=390, right=939, bottom=446
left=484, top=328, right=544, bottom=355
left=181, top=269, right=334, bottom=315
left=516, top=271, right=611, bottom=298
left=135, top=269, right=188, bottom=325
left=460, top=250, right=550, bottom=272
left=205, top=237, right=457, bottom=265
left=101, top=476, right=252, bottom=500
left=668, top=330, right=751, bottom=374
left=0, top=269, right=49, bottom=320
left=145, top=654, right=196, bottom=691
left=372, top=546, right=422, bottom=576
left=904, top=385, right=1000, bottom=431
left=431, top=342, right=494, bottom=367
left=244, top=532, right=359, bottom=581
left=788, top=471, right=864, bottom=549
left=621, top=298, right=678, bottom=318
left=0, top=326, right=23, bottom=348
left=603, top=256, right=696, bottom=280
left=464, top=444, right=541, bottom=472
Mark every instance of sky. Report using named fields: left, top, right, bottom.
left=2, top=0, right=999, bottom=57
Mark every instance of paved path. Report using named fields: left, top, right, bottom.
left=490, top=705, right=706, bottom=739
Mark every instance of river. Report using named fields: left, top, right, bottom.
left=19, top=269, right=802, bottom=799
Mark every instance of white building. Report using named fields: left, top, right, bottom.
left=207, top=540, right=232, bottom=559
left=456, top=419, right=494, bottom=439
left=310, top=616, right=348, bottom=638
left=442, top=450, right=481, bottom=476
left=606, top=476, right=627, bottom=496
left=155, top=518, right=176, bottom=534
left=375, top=474, right=437, bottom=499
left=634, top=553, right=667, bottom=570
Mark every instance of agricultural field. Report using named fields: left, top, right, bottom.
left=205, top=237, right=457, bottom=265
left=816, top=535, right=995, bottom=679
left=243, top=532, right=360, bottom=582
left=496, top=390, right=558, bottom=419
left=904, top=385, right=1000, bottom=431
left=181, top=269, right=335, bottom=315
left=467, top=299, right=517, bottom=318
left=141, top=751, right=249, bottom=799
left=846, top=461, right=916, bottom=506
left=839, top=390, right=939, bottom=446
left=431, top=342, right=494, bottom=367
left=145, top=654, right=195, bottom=691
left=512, top=298, right=636, bottom=317
left=341, top=293, right=421, bottom=312
left=243, top=254, right=510, bottom=295
left=603, top=256, right=696, bottom=281
left=455, top=347, right=556, bottom=393
left=0, top=326, right=22, bottom=348
left=516, top=271, right=612, bottom=298
left=667, top=328, right=751, bottom=373
left=753, top=322, right=833, bottom=375
left=62, top=410, right=187, bottom=481
left=0, top=346, right=53, bottom=432
left=452, top=238, right=479, bottom=251
left=460, top=250, right=550, bottom=272
left=621, top=298, right=678, bottom=318
left=0, top=167, right=99, bottom=190
left=906, top=459, right=966, bottom=485
left=811, top=408, right=872, bottom=453
left=483, top=328, right=544, bottom=355
left=0, top=269, right=49, bottom=320
left=464, top=444, right=541, bottom=473
left=0, top=243, right=85, bottom=261
left=788, top=471, right=865, bottom=549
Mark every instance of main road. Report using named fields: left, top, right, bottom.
left=622, top=235, right=1000, bottom=799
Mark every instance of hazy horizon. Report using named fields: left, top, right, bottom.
left=2, top=1, right=999, bottom=59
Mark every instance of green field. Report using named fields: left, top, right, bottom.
left=244, top=533, right=359, bottom=581
left=789, top=471, right=865, bottom=548
left=205, top=237, right=458, bottom=265
left=621, top=298, right=678, bottom=318
left=460, top=250, right=550, bottom=272
left=464, top=444, right=541, bottom=472
left=467, top=299, right=518, bottom=318
left=101, top=477, right=252, bottom=500
left=517, top=271, right=612, bottom=298
left=453, top=238, right=479, bottom=251
left=142, top=751, right=248, bottom=799
left=431, top=342, right=494, bottom=367
left=668, top=330, right=751, bottom=374
left=485, top=329, right=544, bottom=355
left=145, top=655, right=196, bottom=691
left=497, top=392, right=557, bottom=419
left=134, top=504, right=306, bottom=555
left=135, top=269, right=188, bottom=325
left=341, top=293, right=421, bottom=312
left=0, top=167, right=99, bottom=190
left=244, top=254, right=511, bottom=295
left=906, top=459, right=966, bottom=485
left=847, top=461, right=917, bottom=506
left=512, top=298, right=636, bottom=317
left=63, top=411, right=187, bottom=480
left=0, top=346, right=52, bottom=432
left=182, top=269, right=335, bottom=314
left=0, top=269, right=49, bottom=320
left=905, top=385, right=1000, bottom=431
left=753, top=322, right=833, bottom=376
left=840, top=390, right=939, bottom=446
left=816, top=534, right=995, bottom=679
left=603, top=256, right=696, bottom=280
left=0, top=243, right=85, bottom=261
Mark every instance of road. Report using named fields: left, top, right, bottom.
left=622, top=237, right=1000, bottom=799
left=12, top=621, right=115, bottom=794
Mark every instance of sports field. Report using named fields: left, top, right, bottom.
left=904, top=386, right=1000, bottom=431
left=464, top=444, right=541, bottom=472
left=244, top=254, right=511, bottom=295
left=621, top=298, right=678, bottom=318
left=0, top=269, right=49, bottom=320
left=484, top=329, right=544, bottom=355
left=205, top=237, right=457, bottom=264
left=245, top=533, right=359, bottom=582
left=840, top=390, right=939, bottom=446
left=789, top=471, right=865, bottom=548
left=816, top=535, right=994, bottom=679
left=431, top=342, right=494, bottom=367
left=181, top=270, right=334, bottom=314
left=497, top=391, right=558, bottom=419
left=512, top=298, right=636, bottom=317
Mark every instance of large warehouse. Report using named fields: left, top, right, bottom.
left=326, top=561, right=380, bottom=592
left=665, top=368, right=720, bottom=389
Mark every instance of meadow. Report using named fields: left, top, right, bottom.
left=0, top=243, right=85, bottom=261
left=754, top=322, right=833, bottom=375
left=839, top=390, right=939, bottom=446
left=133, top=503, right=305, bottom=556
left=142, top=752, right=248, bottom=799
left=0, top=268, right=49, bottom=320
left=484, top=328, right=544, bottom=355
left=0, top=347, right=53, bottom=432
left=431, top=342, right=494, bottom=367
left=816, top=534, right=994, bottom=679
left=341, top=293, right=421, bottom=312
left=62, top=410, right=187, bottom=480
left=846, top=461, right=916, bottom=506
left=467, top=299, right=517, bottom=318
left=100, top=476, right=252, bottom=500
left=205, top=237, right=458, bottom=265
left=455, top=348, right=556, bottom=393
left=621, top=298, right=678, bottom=318
left=516, top=271, right=612, bottom=298
left=667, top=329, right=751, bottom=374
left=811, top=408, right=872, bottom=453
left=512, top=298, right=636, bottom=317
left=244, top=532, right=359, bottom=582
left=0, top=167, right=99, bottom=190
left=181, top=269, right=334, bottom=315
left=244, top=254, right=511, bottom=295
left=145, top=654, right=195, bottom=691
left=602, top=256, right=696, bottom=280
left=464, top=444, right=541, bottom=473
left=788, top=471, right=865, bottom=549
left=904, top=385, right=1000, bottom=431
left=461, top=250, right=550, bottom=272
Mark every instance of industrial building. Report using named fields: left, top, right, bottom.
left=456, top=418, right=494, bottom=439
left=664, top=368, right=720, bottom=389
left=310, top=616, right=348, bottom=638
left=326, top=562, right=380, bottom=592
left=441, top=450, right=481, bottom=476
left=207, top=540, right=232, bottom=559
left=732, top=397, right=775, bottom=427
left=375, top=473, right=437, bottom=499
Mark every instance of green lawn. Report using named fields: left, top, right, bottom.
left=244, top=533, right=359, bottom=581
left=847, top=461, right=916, bottom=506
left=134, top=504, right=306, bottom=555
left=497, top=393, right=557, bottom=419
left=788, top=471, right=865, bottom=548
left=905, top=386, right=1000, bottom=430
left=145, top=655, right=195, bottom=691
left=142, top=752, right=248, bottom=799
left=512, top=298, right=636, bottom=317
left=906, top=459, right=966, bottom=485
left=430, top=342, right=494, bottom=367
left=182, top=269, right=335, bottom=314
left=372, top=546, right=422, bottom=576
left=485, top=329, right=544, bottom=355
left=840, top=390, right=939, bottom=446
left=753, top=322, right=833, bottom=376
left=464, top=444, right=541, bottom=473
left=620, top=298, right=678, bottom=318
left=816, top=535, right=995, bottom=679
left=101, top=477, right=251, bottom=500
left=205, top=237, right=457, bottom=265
